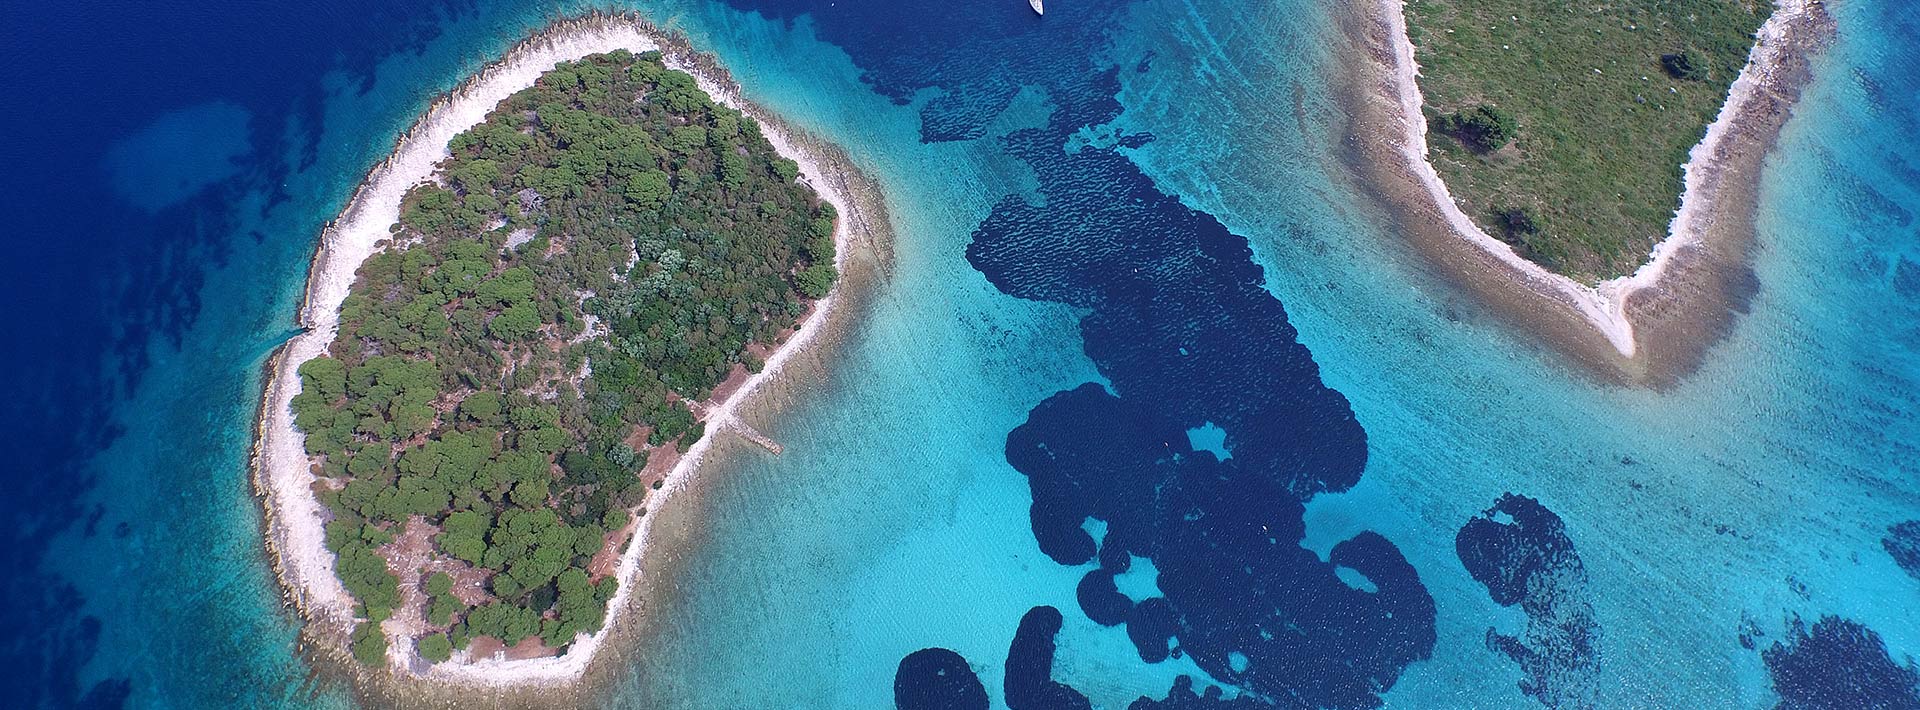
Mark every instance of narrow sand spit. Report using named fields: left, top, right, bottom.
left=253, top=15, right=870, bottom=686
left=1370, top=0, right=1828, bottom=365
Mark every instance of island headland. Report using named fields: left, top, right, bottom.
left=1338, top=0, right=1835, bottom=383
left=251, top=14, right=884, bottom=693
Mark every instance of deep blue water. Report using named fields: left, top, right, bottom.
left=4, top=0, right=1918, bottom=708
left=0, top=4, right=490, bottom=705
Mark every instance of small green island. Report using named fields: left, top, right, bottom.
left=1405, top=0, right=1768, bottom=281
left=288, top=49, right=836, bottom=667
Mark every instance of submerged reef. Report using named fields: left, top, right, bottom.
left=1002, top=384, right=1434, bottom=704
left=1455, top=493, right=1600, bottom=709
left=1761, top=615, right=1920, bottom=710
left=1884, top=520, right=1920, bottom=581
left=771, top=1, right=1436, bottom=706
left=1004, top=607, right=1093, bottom=710
left=894, top=647, right=988, bottom=710
left=964, top=53, right=1432, bottom=710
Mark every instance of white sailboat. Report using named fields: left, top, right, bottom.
left=1029, top=0, right=1044, bottom=16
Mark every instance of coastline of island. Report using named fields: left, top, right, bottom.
left=250, top=14, right=886, bottom=690
left=1338, top=0, right=1835, bottom=381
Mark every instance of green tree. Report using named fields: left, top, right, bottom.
left=417, top=633, right=453, bottom=663
left=438, top=510, right=491, bottom=564
left=476, top=267, right=536, bottom=307
left=392, top=402, right=437, bottom=440
left=624, top=170, right=671, bottom=209
left=427, top=571, right=455, bottom=597
left=298, top=357, right=348, bottom=400
left=459, top=391, right=503, bottom=424
left=795, top=264, right=837, bottom=299
left=772, top=157, right=799, bottom=183
left=428, top=593, right=462, bottom=626
left=451, top=159, right=501, bottom=193
left=489, top=303, right=541, bottom=341
left=350, top=621, right=387, bottom=667
left=313, top=50, right=839, bottom=657
left=805, top=216, right=836, bottom=263
left=400, top=187, right=458, bottom=234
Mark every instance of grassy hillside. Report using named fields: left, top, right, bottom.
left=1405, top=0, right=1768, bottom=281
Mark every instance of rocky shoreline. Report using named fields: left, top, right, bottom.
left=250, top=13, right=887, bottom=692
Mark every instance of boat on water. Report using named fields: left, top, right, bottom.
left=1029, top=0, right=1044, bottom=15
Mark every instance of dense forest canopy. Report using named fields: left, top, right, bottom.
left=289, top=49, right=836, bottom=666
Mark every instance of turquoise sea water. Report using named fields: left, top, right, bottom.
left=8, top=0, right=1918, bottom=707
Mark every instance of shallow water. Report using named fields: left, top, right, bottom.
left=4, top=0, right=1916, bottom=707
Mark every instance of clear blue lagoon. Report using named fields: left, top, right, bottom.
left=2, top=0, right=1915, bottom=707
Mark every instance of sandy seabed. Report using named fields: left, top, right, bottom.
left=251, top=14, right=882, bottom=689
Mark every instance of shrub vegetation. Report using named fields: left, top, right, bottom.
left=1434, top=105, right=1518, bottom=152
left=292, top=50, right=834, bottom=666
left=1662, top=49, right=1712, bottom=81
